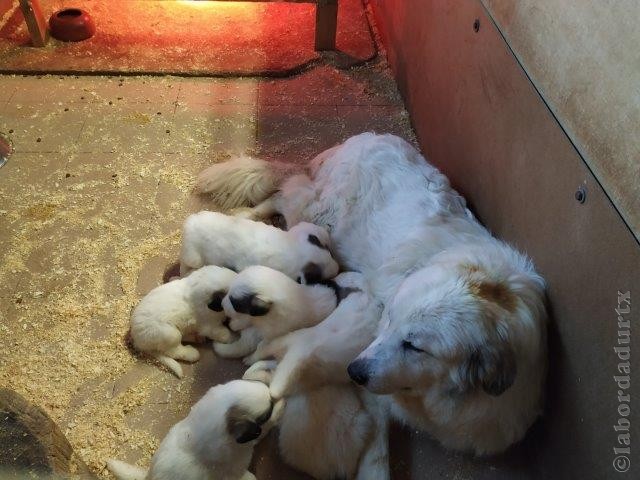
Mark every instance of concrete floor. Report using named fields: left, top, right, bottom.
left=0, top=64, right=419, bottom=478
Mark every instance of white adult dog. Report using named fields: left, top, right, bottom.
left=129, top=266, right=238, bottom=378
left=196, top=133, right=547, bottom=461
left=107, top=380, right=284, bottom=480
left=180, top=211, right=339, bottom=283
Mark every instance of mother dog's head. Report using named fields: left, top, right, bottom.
left=348, top=246, right=547, bottom=399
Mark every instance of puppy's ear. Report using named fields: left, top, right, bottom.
left=229, top=294, right=272, bottom=316
left=457, top=342, right=517, bottom=396
left=207, top=290, right=226, bottom=312
left=301, top=262, right=323, bottom=285
left=226, top=407, right=262, bottom=444
left=307, top=234, right=329, bottom=251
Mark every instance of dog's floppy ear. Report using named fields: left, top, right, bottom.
left=207, top=290, right=226, bottom=312
left=229, top=293, right=272, bottom=316
left=301, top=262, right=323, bottom=285
left=457, top=342, right=517, bottom=396
left=226, top=406, right=262, bottom=444
left=307, top=234, right=329, bottom=251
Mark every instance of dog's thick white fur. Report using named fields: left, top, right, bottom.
left=221, top=265, right=340, bottom=365
left=107, top=380, right=284, bottom=480
left=130, top=266, right=237, bottom=378
left=197, top=132, right=548, bottom=457
left=179, top=211, right=339, bottom=283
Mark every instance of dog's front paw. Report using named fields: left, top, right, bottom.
left=243, top=360, right=278, bottom=385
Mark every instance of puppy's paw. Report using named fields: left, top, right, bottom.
left=230, top=207, right=257, bottom=220
left=243, top=353, right=259, bottom=367
left=176, top=344, right=200, bottom=363
left=270, top=398, right=286, bottom=423
left=243, top=360, right=278, bottom=385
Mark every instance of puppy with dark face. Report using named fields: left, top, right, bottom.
left=108, top=380, right=284, bottom=480
left=348, top=244, right=547, bottom=455
left=222, top=265, right=340, bottom=366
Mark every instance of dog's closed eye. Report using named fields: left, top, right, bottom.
left=402, top=340, right=430, bottom=355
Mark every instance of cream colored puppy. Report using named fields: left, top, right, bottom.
left=107, top=380, right=284, bottom=480
left=130, top=266, right=237, bottom=378
left=243, top=272, right=380, bottom=397
left=240, top=273, right=390, bottom=480
left=221, top=265, right=342, bottom=365
left=278, top=385, right=374, bottom=480
left=179, top=211, right=339, bottom=283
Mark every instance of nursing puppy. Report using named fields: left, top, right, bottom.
left=221, top=265, right=340, bottom=365
left=196, top=133, right=548, bottom=459
left=107, top=380, right=283, bottom=480
left=278, top=385, right=375, bottom=480
left=243, top=272, right=381, bottom=398
left=179, top=211, right=339, bottom=283
left=130, top=266, right=237, bottom=378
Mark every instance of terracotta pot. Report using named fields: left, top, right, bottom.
left=49, top=8, right=95, bottom=42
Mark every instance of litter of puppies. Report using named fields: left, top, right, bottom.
left=0, top=132, right=546, bottom=479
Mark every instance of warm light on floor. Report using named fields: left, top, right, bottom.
left=177, top=0, right=257, bottom=10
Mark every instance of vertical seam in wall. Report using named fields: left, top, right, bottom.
left=477, top=0, right=640, bottom=248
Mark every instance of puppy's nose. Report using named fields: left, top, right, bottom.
left=347, top=359, right=369, bottom=386
left=222, top=317, right=232, bottom=329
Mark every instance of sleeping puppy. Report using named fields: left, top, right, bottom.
left=278, top=385, right=376, bottom=480
left=239, top=273, right=389, bottom=480
left=179, top=211, right=339, bottom=282
left=130, top=266, right=237, bottom=378
left=107, top=380, right=284, bottom=480
left=221, top=265, right=342, bottom=365
left=242, top=272, right=381, bottom=398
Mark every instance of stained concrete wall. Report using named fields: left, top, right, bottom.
left=369, top=0, right=639, bottom=478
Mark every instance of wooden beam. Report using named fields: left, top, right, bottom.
left=18, top=0, right=48, bottom=47
left=315, top=0, right=338, bottom=51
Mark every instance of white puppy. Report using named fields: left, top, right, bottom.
left=196, top=133, right=548, bottom=459
left=179, top=211, right=339, bottom=283
left=240, top=273, right=389, bottom=480
left=107, top=380, right=284, bottom=480
left=278, top=385, right=374, bottom=480
left=243, top=272, right=381, bottom=398
left=130, top=266, right=237, bottom=378
left=221, top=265, right=342, bottom=365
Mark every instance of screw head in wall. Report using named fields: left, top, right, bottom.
left=575, top=186, right=587, bottom=204
left=473, top=19, right=480, bottom=32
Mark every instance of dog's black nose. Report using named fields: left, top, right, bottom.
left=347, top=359, right=369, bottom=386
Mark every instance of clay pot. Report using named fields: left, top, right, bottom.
left=49, top=8, right=95, bottom=42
